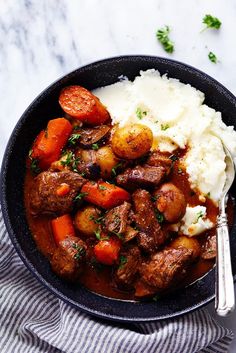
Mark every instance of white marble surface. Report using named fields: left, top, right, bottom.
left=1, top=0, right=236, bottom=351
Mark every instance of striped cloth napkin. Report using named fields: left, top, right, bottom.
left=0, top=211, right=234, bottom=353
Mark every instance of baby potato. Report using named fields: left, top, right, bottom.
left=96, top=146, right=119, bottom=178
left=170, top=235, right=201, bottom=259
left=111, top=124, right=153, bottom=159
left=74, top=206, right=100, bottom=236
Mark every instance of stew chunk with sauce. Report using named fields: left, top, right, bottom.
left=24, top=85, right=219, bottom=300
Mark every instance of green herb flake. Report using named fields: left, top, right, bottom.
left=60, top=151, right=74, bottom=166
left=119, top=255, right=127, bottom=269
left=68, top=133, right=81, bottom=146
left=94, top=229, right=101, bottom=240
left=89, top=215, right=104, bottom=224
left=153, top=294, right=161, bottom=302
left=72, top=243, right=86, bottom=261
left=208, top=52, right=218, bottom=64
left=202, top=14, right=221, bottom=30
left=155, top=209, right=164, bottom=224
left=136, top=107, right=147, bottom=120
left=161, top=123, right=170, bottom=131
left=169, top=154, right=179, bottom=162
left=206, top=192, right=211, bottom=198
left=196, top=211, right=204, bottom=222
left=156, top=26, right=174, bottom=53
left=74, top=192, right=88, bottom=201
left=92, top=143, right=99, bottom=150
left=99, top=185, right=107, bottom=191
left=151, top=195, right=158, bottom=202
left=111, top=162, right=123, bottom=177
left=30, top=159, right=41, bottom=175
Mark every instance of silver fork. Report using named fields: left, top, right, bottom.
left=215, top=145, right=235, bottom=316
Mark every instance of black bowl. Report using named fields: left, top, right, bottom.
left=1, top=55, right=236, bottom=322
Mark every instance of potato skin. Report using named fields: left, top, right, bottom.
left=74, top=206, right=100, bottom=236
left=111, top=124, right=153, bottom=159
left=170, top=236, right=200, bottom=259
left=96, top=146, right=119, bottom=178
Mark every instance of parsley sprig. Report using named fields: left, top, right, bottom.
left=68, top=133, right=81, bottom=146
left=156, top=26, right=174, bottom=53
left=136, top=107, right=147, bottom=120
left=208, top=51, right=218, bottom=64
left=202, top=14, right=221, bottom=31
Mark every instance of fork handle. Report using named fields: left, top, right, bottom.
left=215, top=213, right=235, bottom=316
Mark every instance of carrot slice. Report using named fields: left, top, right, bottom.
left=51, top=214, right=75, bottom=245
left=59, top=86, right=110, bottom=125
left=31, top=118, right=72, bottom=169
left=81, top=181, right=130, bottom=209
left=94, top=237, right=121, bottom=265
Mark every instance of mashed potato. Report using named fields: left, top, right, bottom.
left=94, top=70, right=236, bottom=203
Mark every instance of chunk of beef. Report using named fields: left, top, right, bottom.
left=51, top=236, right=87, bottom=281
left=30, top=171, right=86, bottom=215
left=132, top=189, right=166, bottom=252
left=78, top=125, right=110, bottom=147
left=154, top=183, right=186, bottom=223
left=201, top=233, right=216, bottom=260
left=76, top=149, right=101, bottom=179
left=114, top=246, right=141, bottom=288
left=116, top=165, right=166, bottom=190
left=146, top=150, right=172, bottom=173
left=104, top=202, right=131, bottom=234
left=123, top=226, right=138, bottom=243
left=139, top=247, right=194, bottom=291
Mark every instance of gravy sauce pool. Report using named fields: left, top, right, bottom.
left=24, top=147, right=233, bottom=300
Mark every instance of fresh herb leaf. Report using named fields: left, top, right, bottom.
left=202, top=14, right=221, bottom=30
left=89, top=215, right=105, bottom=224
left=94, top=229, right=101, bottom=240
left=72, top=243, right=86, bottom=261
left=30, top=159, right=41, bottom=175
left=153, top=294, right=161, bottom=302
left=151, top=195, right=158, bottom=202
left=136, top=107, right=147, bottom=120
left=111, top=162, right=123, bottom=177
left=156, top=26, right=174, bottom=53
left=208, top=51, right=218, bottom=63
left=196, top=211, right=204, bottom=222
left=161, top=123, right=170, bottom=131
left=60, top=151, right=74, bottom=166
left=99, top=185, right=107, bottom=190
left=206, top=192, right=211, bottom=198
left=74, top=192, right=88, bottom=201
left=71, top=157, right=80, bottom=173
left=119, top=255, right=127, bottom=269
left=68, top=133, right=81, bottom=146
left=155, top=209, right=164, bottom=223
left=92, top=143, right=99, bottom=150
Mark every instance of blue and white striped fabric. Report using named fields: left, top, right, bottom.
left=0, top=211, right=234, bottom=353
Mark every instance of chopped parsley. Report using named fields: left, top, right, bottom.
left=202, top=14, right=221, bottom=30
left=155, top=209, right=164, bottom=223
left=98, top=185, right=107, bottom=190
left=161, top=123, right=170, bottom=131
left=208, top=51, right=218, bottom=64
left=74, top=192, right=88, bottom=201
left=111, top=162, right=123, bottom=177
left=206, top=192, right=211, bottom=198
left=119, top=255, right=127, bottom=269
left=72, top=243, right=86, bottom=261
left=153, top=294, right=161, bottom=302
left=60, top=151, right=74, bottom=166
left=30, top=158, right=41, bottom=175
left=94, top=229, right=101, bottom=240
left=68, top=133, right=81, bottom=146
left=151, top=195, right=158, bottom=202
left=196, top=211, right=204, bottom=222
left=156, top=26, right=174, bottom=53
left=136, top=107, right=147, bottom=120
left=89, top=215, right=105, bottom=224
left=92, top=143, right=99, bottom=150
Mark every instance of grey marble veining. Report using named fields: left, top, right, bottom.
left=1, top=0, right=236, bottom=351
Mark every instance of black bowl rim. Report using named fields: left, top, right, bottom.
left=1, top=55, right=236, bottom=322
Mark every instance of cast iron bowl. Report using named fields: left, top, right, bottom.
left=1, top=55, right=236, bottom=322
